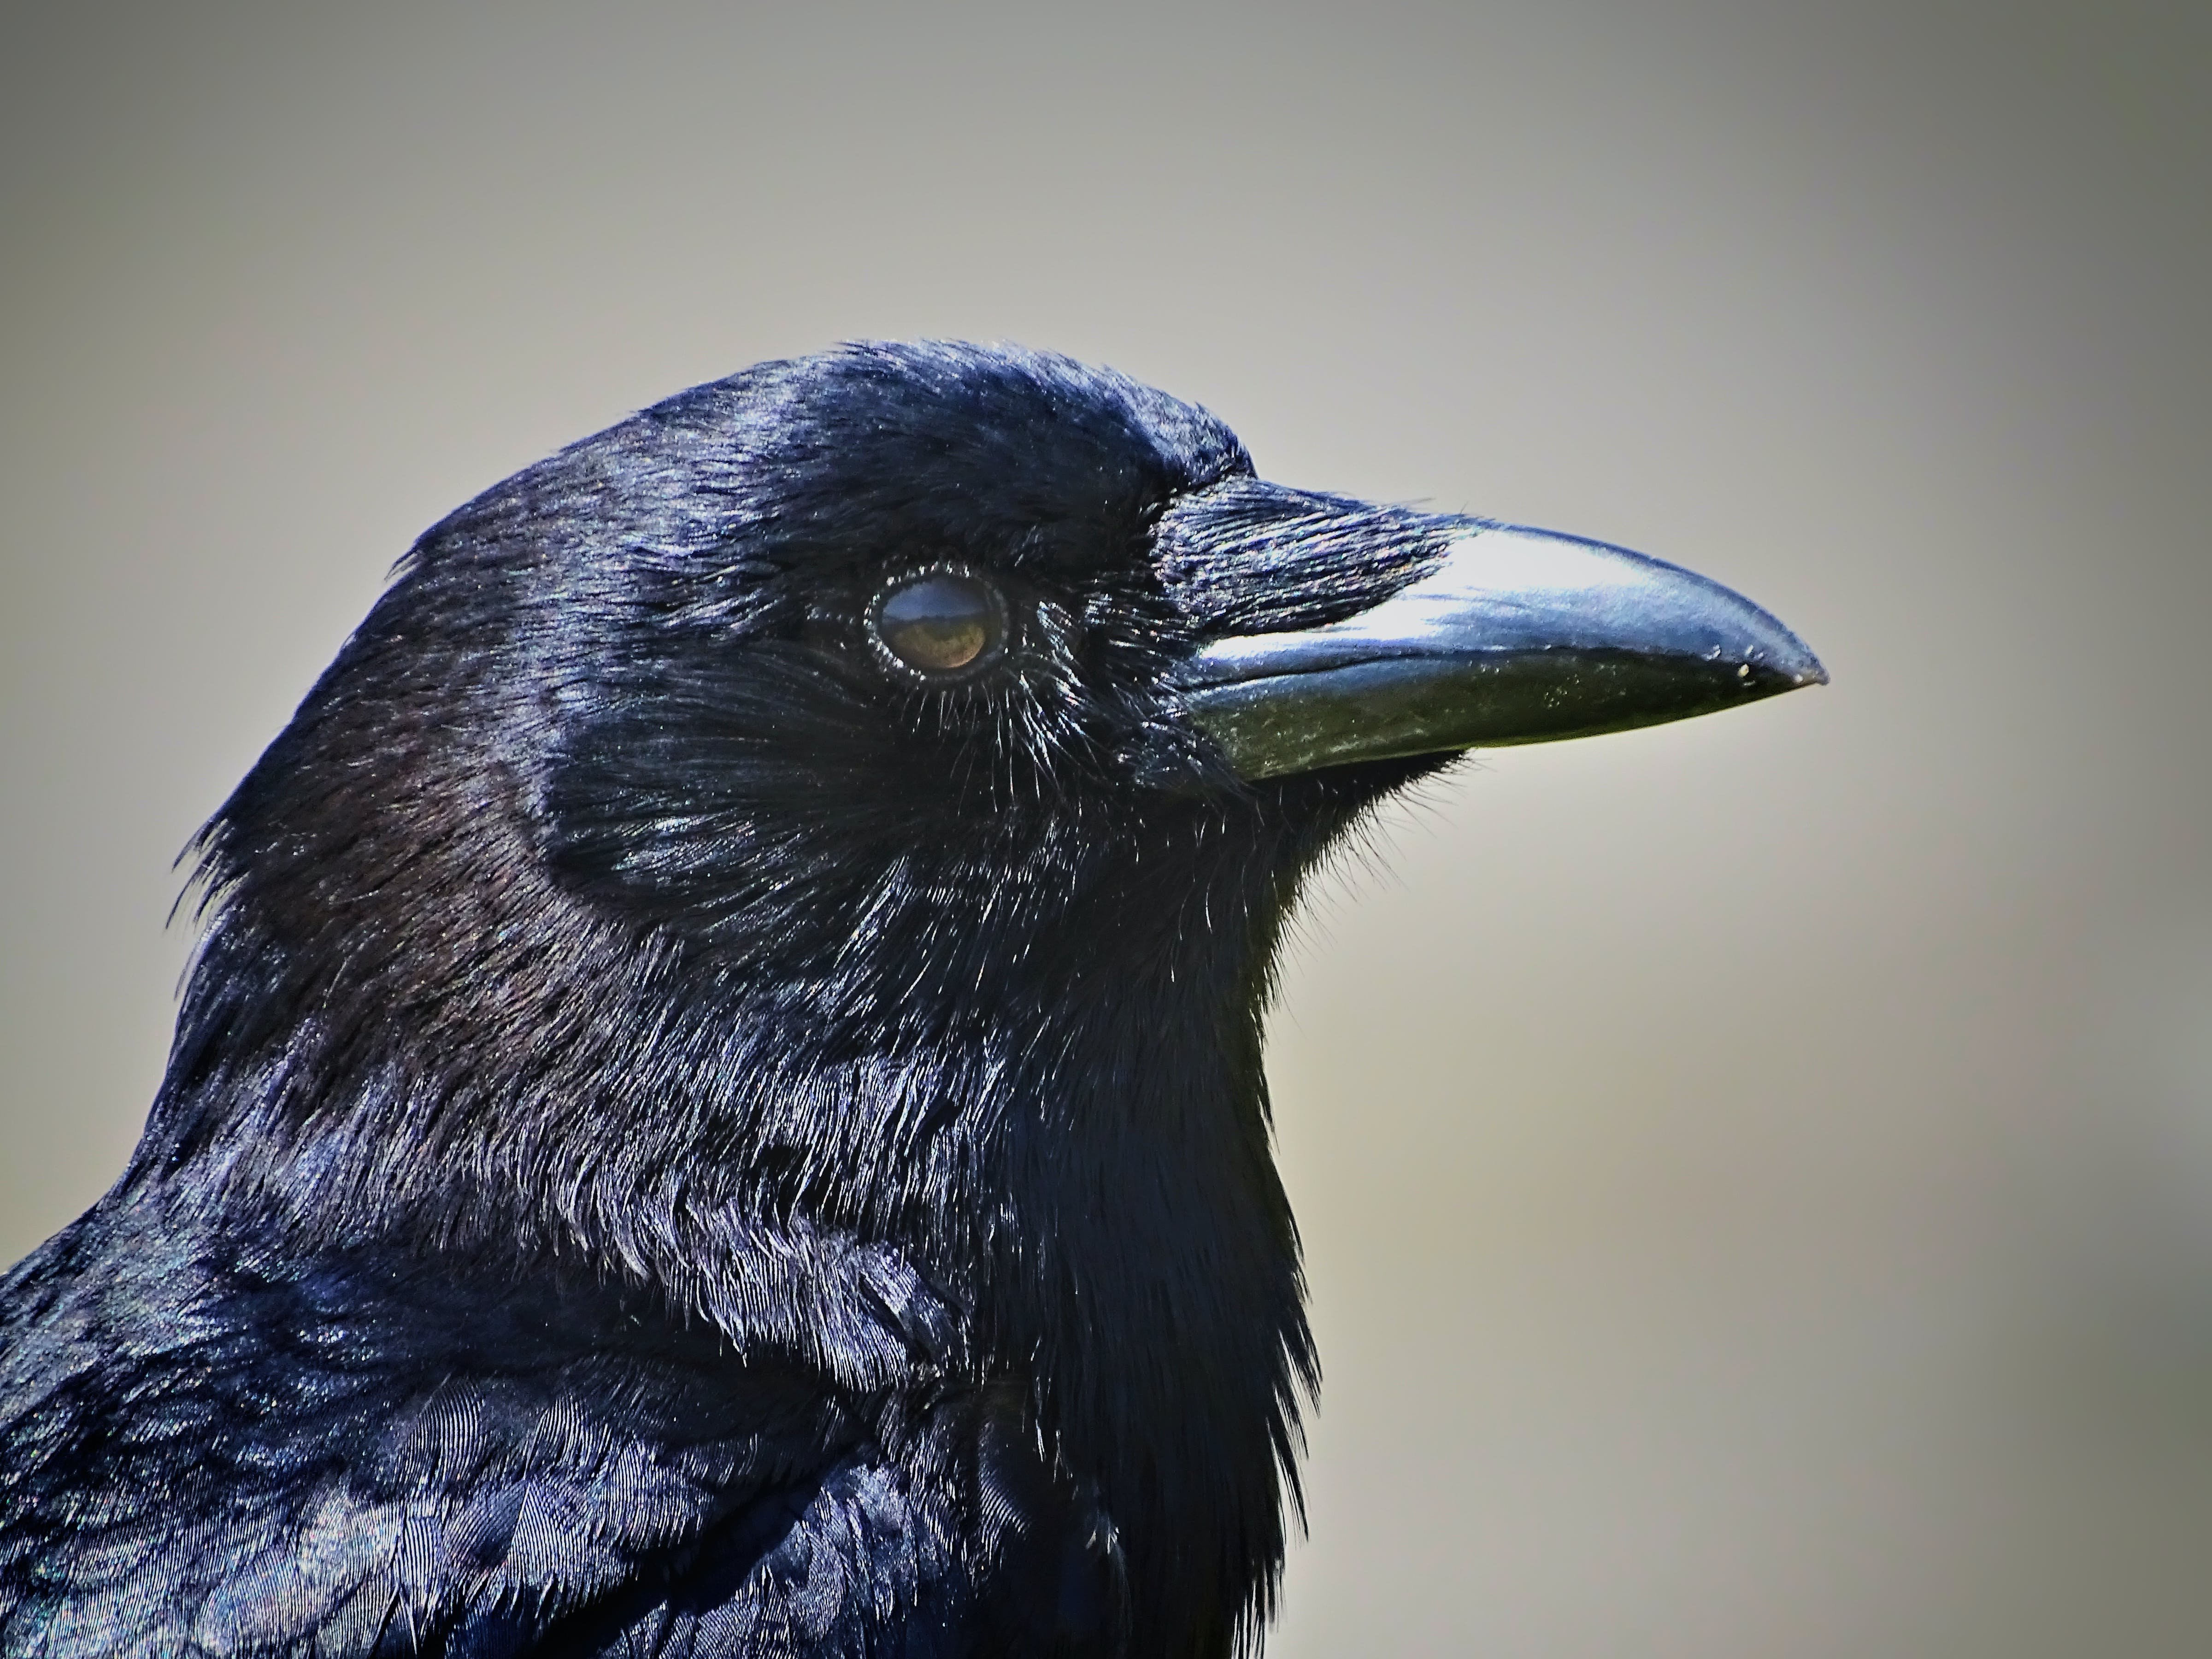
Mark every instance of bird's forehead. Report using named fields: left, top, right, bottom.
left=651, top=343, right=1252, bottom=571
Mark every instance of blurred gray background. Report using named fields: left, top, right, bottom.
left=3, top=2, right=2207, bottom=1652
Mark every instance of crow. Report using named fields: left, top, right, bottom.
left=0, top=342, right=1823, bottom=1656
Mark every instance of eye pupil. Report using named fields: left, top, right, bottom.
left=876, top=573, right=1001, bottom=675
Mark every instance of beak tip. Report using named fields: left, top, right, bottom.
left=1759, top=659, right=1828, bottom=692
left=1739, top=620, right=1827, bottom=694
left=1778, top=642, right=1830, bottom=691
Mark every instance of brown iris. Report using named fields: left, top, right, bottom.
left=873, top=571, right=1004, bottom=677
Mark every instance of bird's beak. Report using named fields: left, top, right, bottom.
left=1171, top=514, right=1826, bottom=781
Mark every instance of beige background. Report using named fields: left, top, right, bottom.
left=4, top=4, right=2208, bottom=1652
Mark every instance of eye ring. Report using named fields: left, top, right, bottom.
left=866, top=564, right=1010, bottom=684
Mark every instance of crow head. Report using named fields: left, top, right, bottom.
left=142, top=341, right=1820, bottom=1647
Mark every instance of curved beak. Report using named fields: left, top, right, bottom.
left=1171, top=518, right=1826, bottom=781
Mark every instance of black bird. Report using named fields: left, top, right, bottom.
left=0, top=342, right=1822, bottom=1656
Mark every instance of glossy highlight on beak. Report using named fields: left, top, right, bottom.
left=1175, top=523, right=1826, bottom=781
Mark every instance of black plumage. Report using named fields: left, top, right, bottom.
left=0, top=342, right=1821, bottom=1655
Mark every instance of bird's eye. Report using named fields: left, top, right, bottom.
left=871, top=570, right=1006, bottom=679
